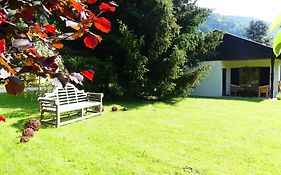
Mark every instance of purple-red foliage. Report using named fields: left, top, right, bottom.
left=0, top=0, right=117, bottom=94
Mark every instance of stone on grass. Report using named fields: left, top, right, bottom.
left=122, top=107, right=128, bottom=111
left=95, top=105, right=104, bottom=112
left=22, top=127, right=34, bottom=137
left=24, top=119, right=41, bottom=131
left=20, top=136, right=29, bottom=143
left=112, top=106, right=118, bottom=112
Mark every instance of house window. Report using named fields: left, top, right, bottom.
left=239, top=67, right=259, bottom=86
left=231, top=68, right=239, bottom=85
left=231, top=67, right=270, bottom=86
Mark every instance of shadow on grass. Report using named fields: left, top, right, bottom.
left=3, top=91, right=267, bottom=130
left=189, top=95, right=266, bottom=103
left=104, top=97, right=185, bottom=110
left=0, top=91, right=188, bottom=130
left=0, top=93, right=42, bottom=130
left=0, top=93, right=39, bottom=111
left=7, top=112, right=58, bottom=132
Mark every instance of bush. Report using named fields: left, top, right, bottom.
left=61, top=1, right=223, bottom=99
left=276, top=93, right=281, bottom=100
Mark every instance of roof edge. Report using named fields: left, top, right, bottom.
left=213, top=30, right=273, bottom=49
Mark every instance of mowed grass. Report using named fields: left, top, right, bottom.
left=1, top=93, right=281, bottom=175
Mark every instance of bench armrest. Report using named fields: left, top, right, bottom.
left=38, top=97, right=58, bottom=105
left=259, top=85, right=270, bottom=89
left=87, top=92, right=104, bottom=102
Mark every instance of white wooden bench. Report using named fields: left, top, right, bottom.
left=38, top=83, right=103, bottom=127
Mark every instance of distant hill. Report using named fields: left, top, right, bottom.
left=199, top=13, right=270, bottom=37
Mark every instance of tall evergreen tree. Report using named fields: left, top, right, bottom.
left=245, top=20, right=271, bottom=45
left=62, top=0, right=223, bottom=99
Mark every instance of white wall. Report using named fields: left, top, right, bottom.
left=274, top=59, right=281, bottom=96
left=192, top=61, right=223, bottom=97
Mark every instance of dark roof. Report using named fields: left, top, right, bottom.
left=212, top=32, right=275, bottom=61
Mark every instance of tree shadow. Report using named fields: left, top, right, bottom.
left=9, top=116, right=56, bottom=132
left=189, top=96, right=266, bottom=103
left=3, top=91, right=269, bottom=131
left=104, top=96, right=185, bottom=110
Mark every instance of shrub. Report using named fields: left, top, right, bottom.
left=276, top=93, right=281, bottom=100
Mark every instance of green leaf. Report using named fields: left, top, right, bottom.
left=270, top=13, right=281, bottom=32
left=273, top=30, right=281, bottom=57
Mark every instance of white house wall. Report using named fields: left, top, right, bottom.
left=192, top=59, right=281, bottom=97
left=192, top=61, right=223, bottom=97
left=274, top=59, right=281, bottom=96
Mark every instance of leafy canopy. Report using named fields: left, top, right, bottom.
left=245, top=20, right=270, bottom=45
left=0, top=0, right=117, bottom=95
left=62, top=0, right=223, bottom=98
left=271, top=13, right=281, bottom=57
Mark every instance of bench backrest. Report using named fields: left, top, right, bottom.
left=44, top=83, right=88, bottom=105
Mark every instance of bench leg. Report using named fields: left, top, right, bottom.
left=82, top=108, right=84, bottom=117
left=99, top=104, right=102, bottom=113
left=40, top=110, right=44, bottom=121
left=56, top=111, right=60, bottom=127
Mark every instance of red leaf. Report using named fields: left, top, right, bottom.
left=56, top=74, right=68, bottom=87
left=50, top=74, right=68, bottom=88
left=83, top=35, right=99, bottom=49
left=0, top=68, right=11, bottom=79
left=12, top=39, right=32, bottom=51
left=109, top=1, right=119, bottom=7
left=82, top=70, right=95, bottom=81
left=65, top=20, right=80, bottom=30
left=5, top=76, right=25, bottom=95
left=87, top=0, right=97, bottom=4
left=44, top=25, right=56, bottom=35
left=93, top=34, right=103, bottom=42
left=52, top=41, right=64, bottom=49
left=71, top=30, right=85, bottom=40
left=0, top=116, right=6, bottom=122
left=69, top=72, right=84, bottom=85
left=87, top=11, right=96, bottom=19
left=0, top=56, right=16, bottom=75
left=94, top=17, right=111, bottom=33
left=22, top=9, right=34, bottom=21
left=70, top=0, right=84, bottom=13
left=0, top=39, right=5, bottom=53
left=26, top=48, right=38, bottom=56
left=39, top=32, right=49, bottom=39
left=99, top=3, right=116, bottom=12
left=37, top=56, right=58, bottom=72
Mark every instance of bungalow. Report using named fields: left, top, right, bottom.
left=192, top=32, right=280, bottom=98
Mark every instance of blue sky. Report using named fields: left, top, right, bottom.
left=197, top=0, right=281, bottom=22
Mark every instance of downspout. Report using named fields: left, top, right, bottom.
left=270, top=57, right=275, bottom=99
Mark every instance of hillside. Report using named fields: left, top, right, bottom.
left=199, top=13, right=269, bottom=37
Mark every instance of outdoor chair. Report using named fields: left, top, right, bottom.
left=230, top=84, right=245, bottom=96
left=258, top=85, right=270, bottom=98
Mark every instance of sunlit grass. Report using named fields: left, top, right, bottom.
left=1, top=94, right=281, bottom=175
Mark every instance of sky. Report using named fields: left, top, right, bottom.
left=197, top=0, right=281, bottom=22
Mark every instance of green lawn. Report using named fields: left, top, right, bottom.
left=1, top=94, right=281, bottom=175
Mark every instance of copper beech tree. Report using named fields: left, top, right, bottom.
left=0, top=0, right=117, bottom=95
